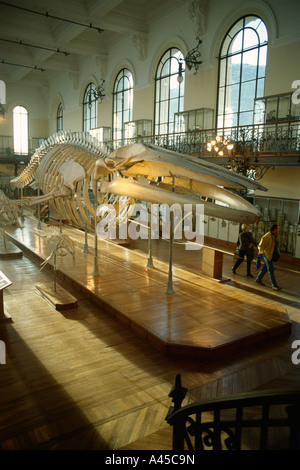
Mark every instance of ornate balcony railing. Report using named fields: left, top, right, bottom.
left=1, top=121, right=299, bottom=166
left=106, top=120, right=300, bottom=159
left=166, top=374, right=300, bottom=450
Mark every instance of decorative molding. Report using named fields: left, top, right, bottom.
left=187, top=0, right=208, bottom=37
left=132, top=32, right=148, bottom=61
left=68, top=72, right=79, bottom=90
left=95, top=54, right=108, bottom=78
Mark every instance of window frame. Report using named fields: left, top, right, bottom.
left=112, top=68, right=134, bottom=143
left=83, top=83, right=97, bottom=132
left=57, top=102, right=63, bottom=132
left=216, top=15, right=268, bottom=131
left=154, top=48, right=185, bottom=137
left=13, top=105, right=28, bottom=155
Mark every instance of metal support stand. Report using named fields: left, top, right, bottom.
left=37, top=188, right=42, bottom=230
left=146, top=204, right=154, bottom=268
left=93, top=180, right=100, bottom=276
left=20, top=187, right=24, bottom=223
left=83, top=223, right=89, bottom=253
left=166, top=177, right=175, bottom=294
left=53, top=254, right=57, bottom=293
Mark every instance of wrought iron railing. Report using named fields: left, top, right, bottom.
left=106, top=120, right=300, bottom=157
left=166, top=374, right=300, bottom=450
left=0, top=121, right=299, bottom=162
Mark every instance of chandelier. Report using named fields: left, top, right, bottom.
left=206, top=133, right=272, bottom=180
left=206, top=135, right=234, bottom=156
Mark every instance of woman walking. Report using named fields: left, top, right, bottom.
left=232, top=224, right=257, bottom=277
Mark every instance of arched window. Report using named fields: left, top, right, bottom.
left=154, top=48, right=185, bottom=136
left=83, top=83, right=97, bottom=132
left=217, top=16, right=268, bottom=130
left=57, top=103, right=63, bottom=132
left=113, top=69, right=133, bottom=142
left=13, top=105, right=28, bottom=154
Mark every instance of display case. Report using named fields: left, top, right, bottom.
left=89, top=127, right=111, bottom=143
left=254, top=92, right=300, bottom=124
left=249, top=196, right=300, bottom=256
left=174, top=108, right=214, bottom=133
left=202, top=196, right=300, bottom=258
left=124, top=120, right=152, bottom=139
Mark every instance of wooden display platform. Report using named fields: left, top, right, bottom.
left=4, top=219, right=292, bottom=360
left=35, top=282, right=78, bottom=311
left=0, top=271, right=12, bottom=322
left=0, top=240, right=22, bottom=259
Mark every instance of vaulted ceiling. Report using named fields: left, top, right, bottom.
left=0, top=0, right=184, bottom=84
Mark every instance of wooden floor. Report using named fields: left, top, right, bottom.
left=3, top=216, right=292, bottom=360
left=0, top=214, right=299, bottom=450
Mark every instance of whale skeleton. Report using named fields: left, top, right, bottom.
left=8, top=131, right=267, bottom=234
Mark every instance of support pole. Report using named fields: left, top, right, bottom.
left=146, top=203, right=154, bottom=268
left=166, top=177, right=175, bottom=294
left=83, top=223, right=89, bottom=253
left=53, top=253, right=57, bottom=293
left=93, top=180, right=100, bottom=276
left=37, top=188, right=42, bottom=230
left=20, top=187, right=24, bottom=222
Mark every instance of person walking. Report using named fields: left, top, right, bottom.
left=232, top=224, right=257, bottom=277
left=255, top=224, right=281, bottom=290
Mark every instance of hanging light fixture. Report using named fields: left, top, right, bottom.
left=185, top=37, right=202, bottom=75
left=206, top=135, right=234, bottom=156
left=87, top=79, right=105, bottom=108
left=0, top=101, right=5, bottom=117
left=177, top=59, right=184, bottom=83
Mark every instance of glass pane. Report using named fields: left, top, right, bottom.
left=224, top=112, right=238, bottom=128
left=256, top=77, right=265, bottom=98
left=243, top=27, right=259, bottom=49
left=219, top=59, right=226, bottom=86
left=160, top=77, right=169, bottom=101
left=227, top=18, right=244, bottom=45
left=256, top=20, right=268, bottom=44
left=240, top=81, right=256, bottom=112
left=245, top=16, right=261, bottom=29
left=229, top=30, right=243, bottom=55
left=228, top=55, right=241, bottom=84
left=242, top=49, right=258, bottom=81
left=170, top=76, right=179, bottom=99
left=239, top=111, right=254, bottom=126
left=218, top=87, right=225, bottom=115
left=225, top=83, right=240, bottom=113
left=258, top=45, right=267, bottom=77
left=220, top=34, right=231, bottom=57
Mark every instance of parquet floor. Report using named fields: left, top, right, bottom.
left=0, top=214, right=299, bottom=450
left=3, top=217, right=292, bottom=359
